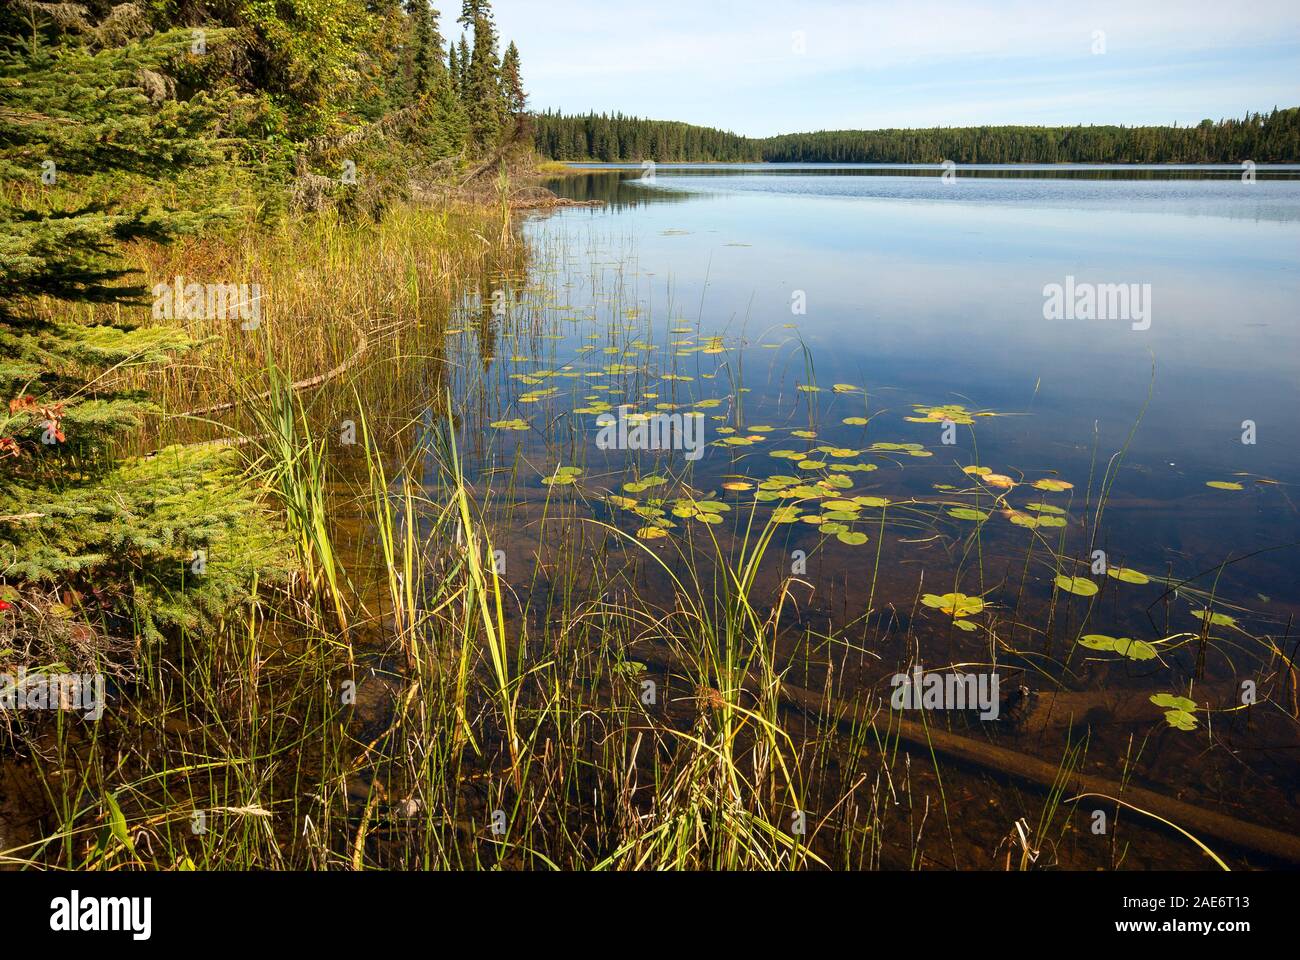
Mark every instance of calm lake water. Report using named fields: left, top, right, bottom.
left=513, top=164, right=1300, bottom=627
left=424, top=162, right=1300, bottom=858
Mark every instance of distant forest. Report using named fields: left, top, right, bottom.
left=534, top=107, right=1300, bottom=164
left=534, top=111, right=762, bottom=162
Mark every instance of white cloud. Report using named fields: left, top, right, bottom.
left=489, top=0, right=1300, bottom=134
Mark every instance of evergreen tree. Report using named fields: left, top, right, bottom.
left=455, top=34, right=470, bottom=98
left=758, top=112, right=1300, bottom=163
left=434, top=64, right=470, bottom=150
left=447, top=35, right=460, bottom=94
left=531, top=109, right=1300, bottom=164
left=0, top=14, right=287, bottom=640
left=459, top=1, right=504, bottom=147
left=404, top=0, right=446, bottom=100
left=531, top=111, right=760, bottom=162
left=0, top=0, right=534, bottom=644
left=499, top=40, right=525, bottom=116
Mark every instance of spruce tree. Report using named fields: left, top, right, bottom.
left=458, top=0, right=504, bottom=147
left=434, top=61, right=470, bottom=151
left=455, top=34, right=470, bottom=98
left=0, top=14, right=287, bottom=641
left=499, top=40, right=525, bottom=116
left=446, top=34, right=460, bottom=95
left=404, top=0, right=446, bottom=99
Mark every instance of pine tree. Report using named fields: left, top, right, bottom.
left=0, top=15, right=287, bottom=640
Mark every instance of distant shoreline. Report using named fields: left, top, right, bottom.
left=533, top=108, right=1300, bottom=165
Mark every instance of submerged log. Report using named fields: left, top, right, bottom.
left=632, top=645, right=1300, bottom=865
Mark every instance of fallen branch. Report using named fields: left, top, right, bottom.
left=633, top=644, right=1300, bottom=865
left=178, top=316, right=369, bottom=420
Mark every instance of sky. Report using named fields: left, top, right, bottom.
left=484, top=0, right=1300, bottom=137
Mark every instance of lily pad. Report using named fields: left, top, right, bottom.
left=1032, top=479, right=1074, bottom=493
left=1007, top=511, right=1043, bottom=528
left=542, top=466, right=584, bottom=486
left=1079, top=634, right=1118, bottom=651
left=1054, top=575, right=1099, bottom=597
left=921, top=593, right=985, bottom=618
left=1150, top=693, right=1197, bottom=712
left=1114, top=638, right=1158, bottom=661
left=1107, top=567, right=1150, bottom=585
left=624, top=476, right=668, bottom=494
left=853, top=496, right=890, bottom=508
left=1080, top=635, right=1156, bottom=660
left=908, top=404, right=975, bottom=425
left=1190, top=609, right=1238, bottom=628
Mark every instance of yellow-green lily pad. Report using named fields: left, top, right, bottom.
left=1054, top=575, right=1099, bottom=597
left=1032, top=479, right=1074, bottom=492
left=921, top=593, right=985, bottom=617
left=1190, top=609, right=1237, bottom=628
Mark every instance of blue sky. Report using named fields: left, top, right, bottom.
left=484, top=0, right=1300, bottom=137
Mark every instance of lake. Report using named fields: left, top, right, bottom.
left=427, top=163, right=1300, bottom=858
left=488, top=162, right=1300, bottom=621
left=512, top=164, right=1300, bottom=622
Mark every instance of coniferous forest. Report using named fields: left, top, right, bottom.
left=532, top=110, right=762, bottom=162
left=535, top=107, right=1300, bottom=163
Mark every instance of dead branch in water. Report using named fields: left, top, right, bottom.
left=632, top=644, right=1300, bottom=865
